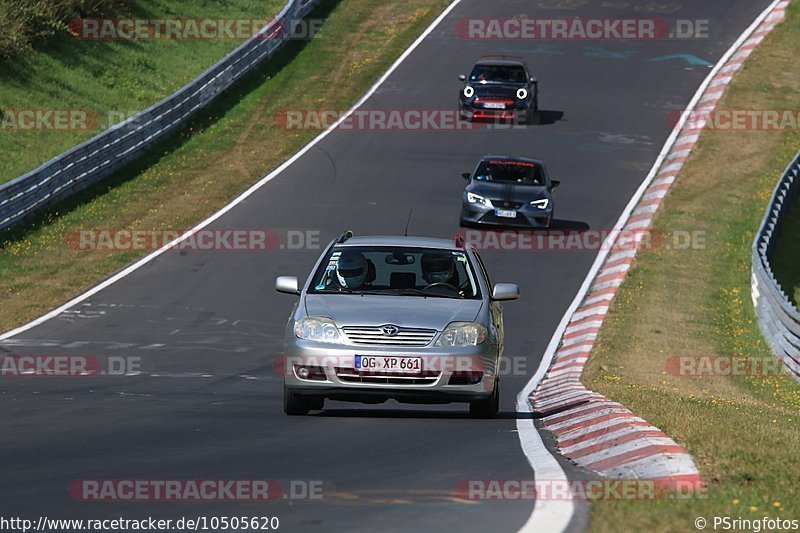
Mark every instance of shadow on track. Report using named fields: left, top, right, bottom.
left=314, top=408, right=538, bottom=419
left=467, top=109, right=564, bottom=128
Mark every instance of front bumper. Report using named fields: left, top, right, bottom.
left=460, top=202, right=553, bottom=228
left=461, top=108, right=525, bottom=121
left=281, top=339, right=499, bottom=403
left=459, top=98, right=534, bottom=122
left=460, top=104, right=528, bottom=122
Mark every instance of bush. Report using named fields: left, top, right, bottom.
left=0, top=0, right=129, bottom=61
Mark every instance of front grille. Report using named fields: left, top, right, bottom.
left=335, top=368, right=440, bottom=385
left=490, top=200, right=525, bottom=209
left=342, top=326, right=436, bottom=347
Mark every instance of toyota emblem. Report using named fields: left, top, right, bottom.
left=381, top=325, right=399, bottom=336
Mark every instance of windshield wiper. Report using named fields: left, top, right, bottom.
left=364, top=288, right=459, bottom=299
left=314, top=287, right=360, bottom=294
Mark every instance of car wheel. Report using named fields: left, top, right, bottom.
left=528, top=110, right=541, bottom=125
left=284, top=384, right=311, bottom=416
left=469, top=378, right=499, bottom=419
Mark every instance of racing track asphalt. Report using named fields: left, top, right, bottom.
left=0, top=1, right=772, bottom=531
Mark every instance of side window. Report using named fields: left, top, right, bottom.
left=471, top=247, right=492, bottom=290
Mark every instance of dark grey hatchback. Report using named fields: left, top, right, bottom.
left=458, top=57, right=539, bottom=124
left=459, top=155, right=560, bottom=229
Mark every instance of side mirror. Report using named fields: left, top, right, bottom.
left=551, top=180, right=560, bottom=189
left=459, top=74, right=466, bottom=82
left=276, top=276, right=300, bottom=295
left=530, top=77, right=538, bottom=84
left=461, top=172, right=471, bottom=181
left=492, top=283, right=520, bottom=301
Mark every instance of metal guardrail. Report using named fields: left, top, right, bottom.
left=0, top=0, right=319, bottom=231
left=752, top=150, right=800, bottom=379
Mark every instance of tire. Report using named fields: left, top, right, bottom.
left=284, top=384, right=311, bottom=416
left=469, top=378, right=499, bottom=419
left=528, top=110, right=541, bottom=125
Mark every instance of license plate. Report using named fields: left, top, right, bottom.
left=483, top=102, right=506, bottom=109
left=495, top=209, right=517, bottom=218
left=355, top=355, right=422, bottom=374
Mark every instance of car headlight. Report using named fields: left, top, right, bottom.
left=467, top=192, right=493, bottom=208
left=516, top=88, right=528, bottom=100
left=530, top=198, right=549, bottom=209
left=294, top=317, right=343, bottom=344
left=463, top=85, right=475, bottom=98
left=435, top=322, right=487, bottom=347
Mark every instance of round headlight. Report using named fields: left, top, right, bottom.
left=464, top=86, right=475, bottom=98
left=516, top=88, right=528, bottom=100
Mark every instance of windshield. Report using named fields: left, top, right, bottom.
left=308, top=246, right=482, bottom=299
left=469, top=64, right=527, bottom=84
left=474, top=159, right=545, bottom=185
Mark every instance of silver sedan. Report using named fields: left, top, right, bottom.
left=275, top=232, right=519, bottom=417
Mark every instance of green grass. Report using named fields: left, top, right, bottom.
left=0, top=0, right=450, bottom=330
left=581, top=3, right=800, bottom=531
left=771, top=202, right=800, bottom=306
left=0, top=0, right=283, bottom=185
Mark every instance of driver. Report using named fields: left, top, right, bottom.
left=421, top=252, right=457, bottom=286
left=335, top=251, right=368, bottom=289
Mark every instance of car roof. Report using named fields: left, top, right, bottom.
left=481, top=154, right=545, bottom=166
left=336, top=235, right=460, bottom=250
left=475, top=57, right=527, bottom=67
